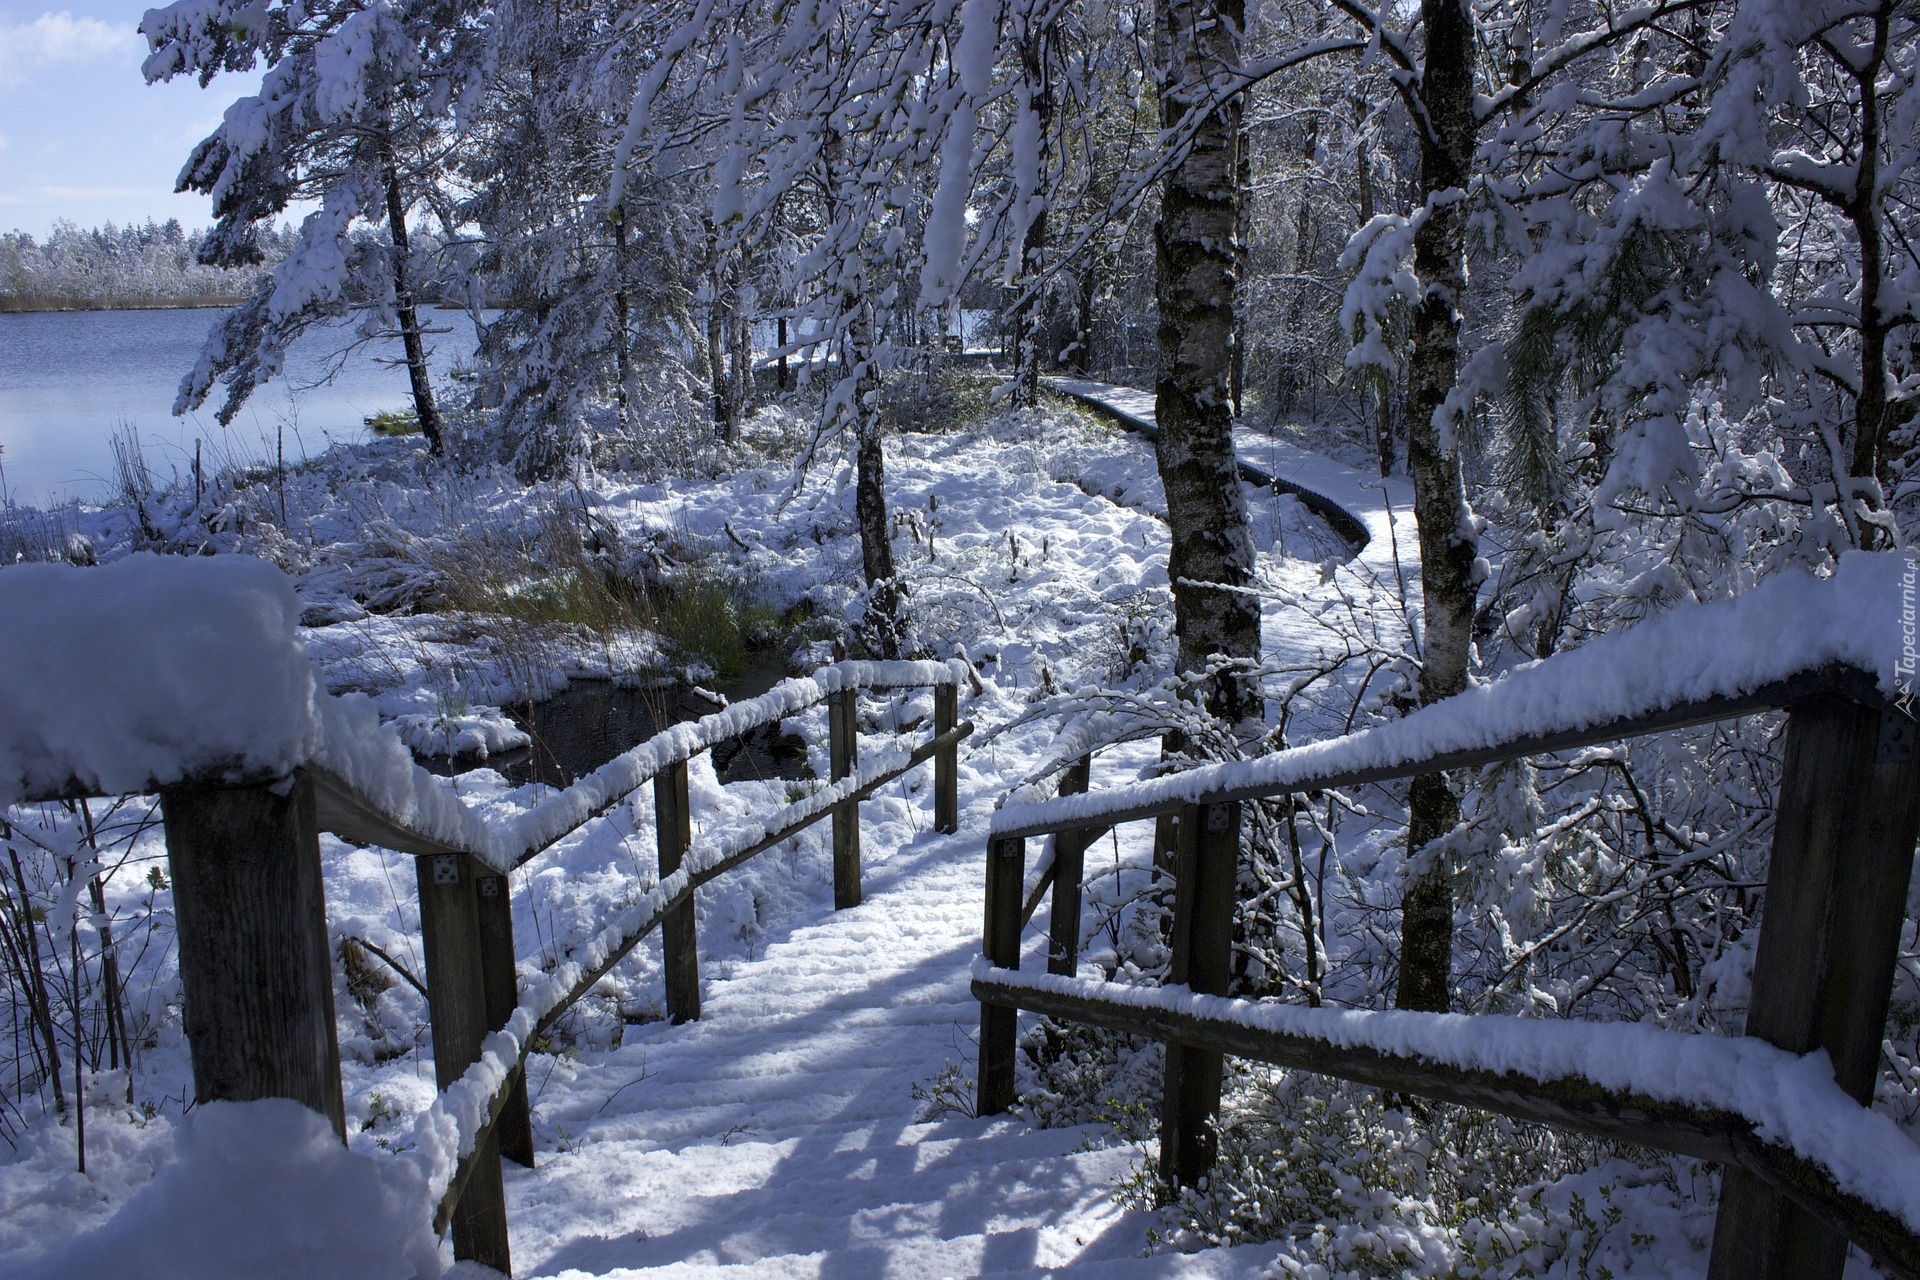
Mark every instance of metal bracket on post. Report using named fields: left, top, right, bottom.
left=1880, top=712, right=1916, bottom=764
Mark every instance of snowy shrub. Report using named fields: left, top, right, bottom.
left=1021, top=1020, right=1162, bottom=1140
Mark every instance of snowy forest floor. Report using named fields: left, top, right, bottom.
left=0, top=384, right=1893, bottom=1278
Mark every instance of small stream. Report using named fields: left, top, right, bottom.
left=423, top=654, right=812, bottom=789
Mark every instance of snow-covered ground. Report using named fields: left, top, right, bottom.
left=0, top=389, right=1890, bottom=1278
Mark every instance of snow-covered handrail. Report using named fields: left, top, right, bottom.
left=993, top=552, right=1909, bottom=841
left=972, top=966, right=1920, bottom=1276
left=314, top=656, right=973, bottom=871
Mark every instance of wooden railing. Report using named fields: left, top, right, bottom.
left=25, top=659, right=974, bottom=1277
left=975, top=660, right=1920, bottom=1280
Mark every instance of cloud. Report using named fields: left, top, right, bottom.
left=0, top=11, right=142, bottom=89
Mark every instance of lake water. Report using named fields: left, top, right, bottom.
left=0, top=307, right=482, bottom=509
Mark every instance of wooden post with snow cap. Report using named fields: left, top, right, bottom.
left=1047, top=757, right=1093, bottom=977
left=935, top=683, right=960, bottom=834
left=415, top=850, right=512, bottom=1273
left=161, top=768, right=347, bottom=1140
left=977, top=834, right=1025, bottom=1114
left=1160, top=800, right=1239, bottom=1190
left=474, top=871, right=534, bottom=1168
left=1707, top=696, right=1920, bottom=1280
left=830, top=687, right=862, bottom=909
left=657, top=758, right=700, bottom=1024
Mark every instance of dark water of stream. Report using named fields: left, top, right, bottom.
left=423, top=655, right=811, bottom=790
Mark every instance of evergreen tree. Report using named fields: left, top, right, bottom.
left=140, top=0, right=489, bottom=452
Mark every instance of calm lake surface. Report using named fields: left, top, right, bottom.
left=0, top=307, right=481, bottom=509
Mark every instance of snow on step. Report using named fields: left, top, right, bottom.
left=499, top=801, right=1261, bottom=1279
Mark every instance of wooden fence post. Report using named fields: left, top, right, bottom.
left=656, top=758, right=700, bottom=1025
left=977, top=834, right=1025, bottom=1114
left=830, top=687, right=862, bottom=909
left=475, top=872, right=534, bottom=1168
left=161, top=769, right=347, bottom=1139
left=416, top=852, right=512, bottom=1273
left=1048, top=757, right=1092, bottom=977
left=935, top=684, right=959, bottom=834
left=1161, top=800, right=1239, bottom=1190
left=1707, top=696, right=1920, bottom=1280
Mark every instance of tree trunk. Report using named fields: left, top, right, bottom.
left=731, top=305, right=753, bottom=429
left=1846, top=1, right=1893, bottom=504
left=1073, top=260, right=1098, bottom=377
left=381, top=141, right=445, bottom=455
left=1394, top=0, right=1482, bottom=1014
left=1152, top=0, right=1262, bottom=731
left=1011, top=28, right=1055, bottom=409
left=612, top=205, right=633, bottom=430
left=1280, top=119, right=1318, bottom=411
left=1231, top=111, right=1254, bottom=420
left=1352, top=98, right=1395, bottom=477
left=855, top=415, right=901, bottom=658
left=707, top=285, right=729, bottom=438
left=822, top=125, right=901, bottom=657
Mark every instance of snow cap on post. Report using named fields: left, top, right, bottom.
left=0, top=553, right=321, bottom=806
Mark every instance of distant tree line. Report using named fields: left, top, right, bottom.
left=0, top=219, right=295, bottom=312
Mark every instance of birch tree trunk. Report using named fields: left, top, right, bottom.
left=1152, top=0, right=1262, bottom=731
left=1395, top=0, right=1482, bottom=1014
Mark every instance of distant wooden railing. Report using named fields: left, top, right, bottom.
left=976, top=657, right=1920, bottom=1280
left=26, top=659, right=974, bottom=1277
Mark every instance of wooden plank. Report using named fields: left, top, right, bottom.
left=474, top=873, right=534, bottom=1169
left=160, top=770, right=347, bottom=1139
left=1708, top=696, right=1920, bottom=1280
left=310, top=765, right=465, bottom=856
left=830, top=688, right=861, bottom=909
left=990, top=665, right=1878, bottom=841
left=415, top=851, right=511, bottom=1272
left=1020, top=853, right=1059, bottom=929
left=935, top=685, right=960, bottom=834
left=1160, top=802, right=1237, bottom=1187
left=656, top=759, right=700, bottom=1025
left=977, top=835, right=1024, bottom=1115
left=970, top=969, right=1920, bottom=1280
left=1048, top=757, right=1092, bottom=977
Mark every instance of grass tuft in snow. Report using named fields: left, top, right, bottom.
left=363, top=408, right=422, bottom=438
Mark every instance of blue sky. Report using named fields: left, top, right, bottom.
left=1, top=3, right=264, bottom=237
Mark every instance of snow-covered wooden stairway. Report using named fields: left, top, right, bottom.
left=496, top=818, right=1207, bottom=1279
